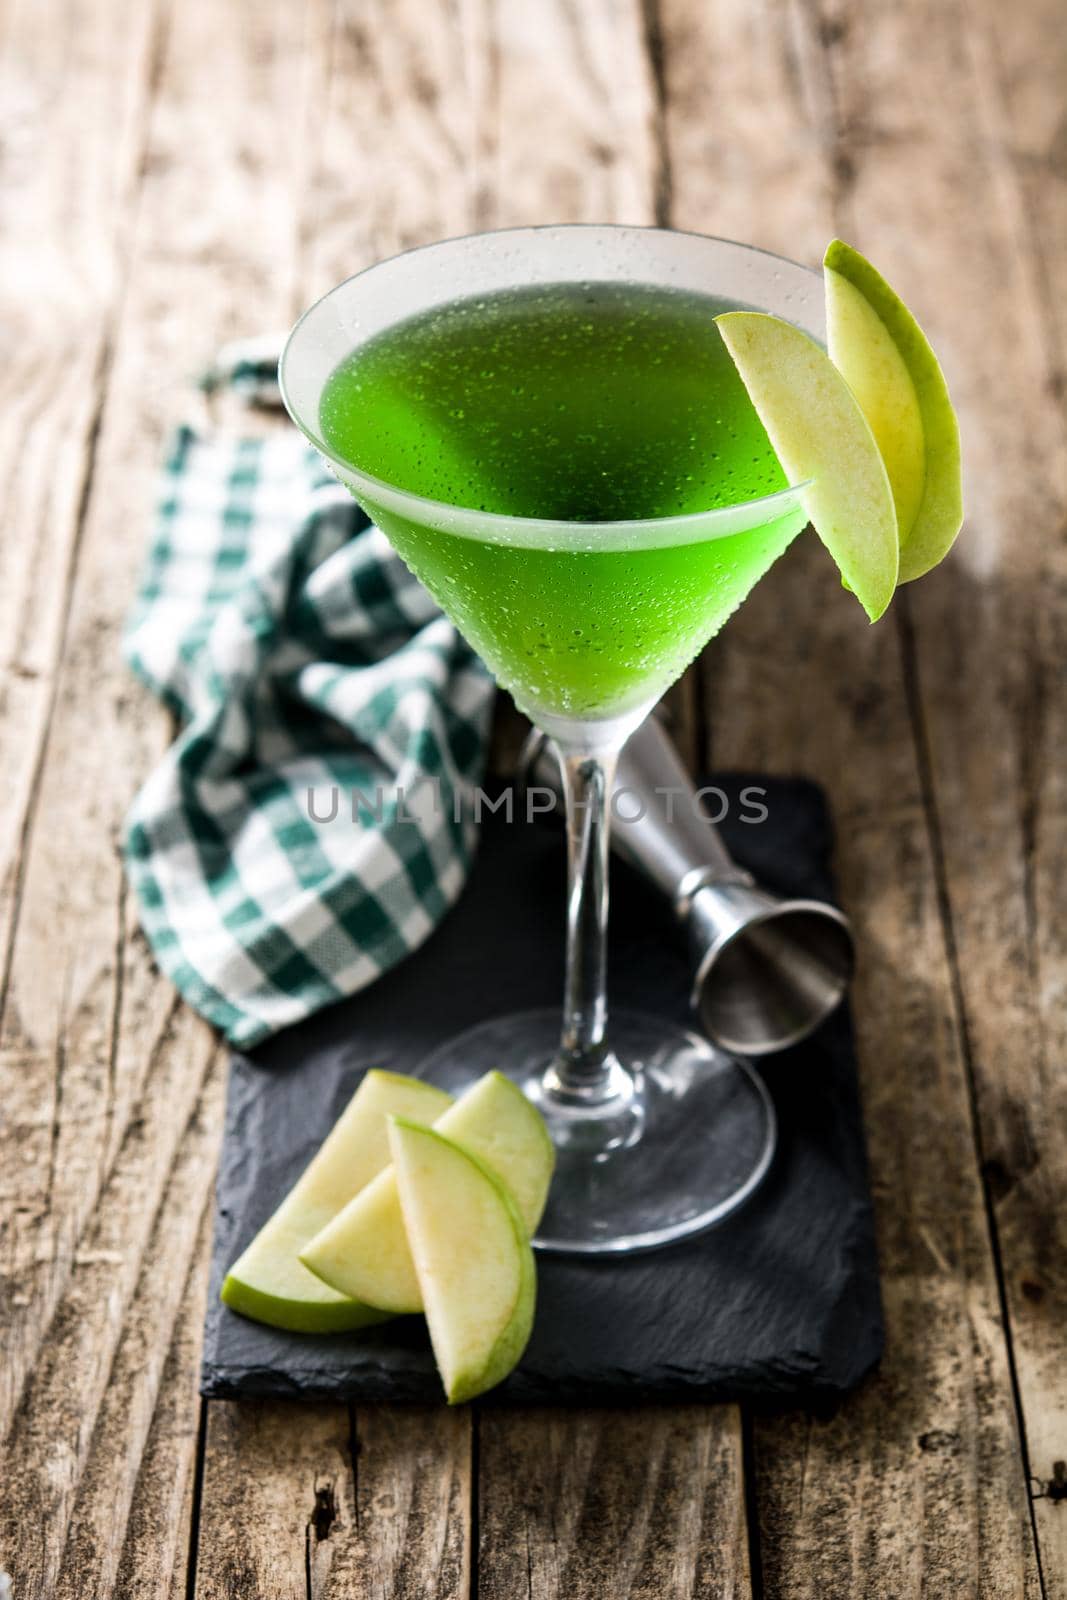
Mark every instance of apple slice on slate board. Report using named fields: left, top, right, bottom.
left=389, top=1117, right=538, bottom=1404
left=301, top=1069, right=554, bottom=1314
left=221, top=1069, right=453, bottom=1332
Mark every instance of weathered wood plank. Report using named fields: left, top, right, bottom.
left=660, top=0, right=1044, bottom=1591
left=111, top=1219, right=211, bottom=1600
left=0, top=0, right=327, bottom=1588
left=478, top=1406, right=750, bottom=1600
left=0, top=1034, right=222, bottom=1597
left=464, top=0, right=659, bottom=230
left=0, top=0, right=166, bottom=1443
left=194, top=1399, right=472, bottom=1600
left=0, top=0, right=160, bottom=989
left=51, top=1150, right=216, bottom=1599
left=194, top=1401, right=356, bottom=1600
left=300, top=0, right=474, bottom=291
left=882, top=0, right=1067, bottom=1590
left=332, top=1406, right=472, bottom=1600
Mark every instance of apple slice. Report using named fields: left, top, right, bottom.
left=301, top=1070, right=554, bottom=1314
left=389, top=1117, right=536, bottom=1403
left=220, top=1069, right=453, bottom=1332
left=824, top=240, right=963, bottom=583
left=716, top=311, right=899, bottom=622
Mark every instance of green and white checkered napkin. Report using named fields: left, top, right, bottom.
left=124, top=419, right=494, bottom=1049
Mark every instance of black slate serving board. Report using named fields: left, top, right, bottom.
left=203, top=774, right=883, bottom=1405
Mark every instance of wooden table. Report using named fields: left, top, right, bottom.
left=1, top=0, right=1064, bottom=1594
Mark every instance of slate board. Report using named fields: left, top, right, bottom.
left=202, top=774, right=884, bottom=1405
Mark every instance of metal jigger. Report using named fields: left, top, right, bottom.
left=519, top=716, right=854, bottom=1056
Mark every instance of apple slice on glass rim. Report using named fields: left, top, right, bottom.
left=823, top=238, right=963, bottom=583
left=716, top=240, right=963, bottom=619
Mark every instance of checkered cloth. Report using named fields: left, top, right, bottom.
left=124, top=420, right=494, bottom=1049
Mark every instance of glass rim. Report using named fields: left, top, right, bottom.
left=279, top=223, right=818, bottom=548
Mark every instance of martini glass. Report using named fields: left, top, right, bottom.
left=280, top=226, right=823, bottom=1254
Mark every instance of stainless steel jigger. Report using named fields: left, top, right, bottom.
left=519, top=716, right=854, bottom=1056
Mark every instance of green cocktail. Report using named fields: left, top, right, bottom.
left=283, top=225, right=960, bottom=1258
left=281, top=226, right=824, bottom=1255
left=318, top=282, right=805, bottom=729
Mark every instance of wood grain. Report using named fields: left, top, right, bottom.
left=0, top=0, right=159, bottom=992
left=0, top=0, right=327, bottom=1588
left=887, top=0, right=1067, bottom=1590
left=112, top=1217, right=212, bottom=1600
left=660, top=0, right=1046, bottom=1591
left=0, top=0, right=166, bottom=1447
left=819, top=0, right=1067, bottom=1588
left=53, top=1177, right=215, bottom=1599
left=465, top=0, right=660, bottom=230
left=195, top=1400, right=473, bottom=1600
left=0, top=1030, right=221, bottom=1596
left=478, top=1406, right=750, bottom=1600
left=195, top=1401, right=356, bottom=1600
left=332, top=1406, right=472, bottom=1600
left=301, top=0, right=476, bottom=295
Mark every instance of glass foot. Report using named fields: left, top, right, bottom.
left=416, top=1007, right=776, bottom=1255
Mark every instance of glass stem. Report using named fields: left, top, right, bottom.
left=550, top=743, right=620, bottom=1101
